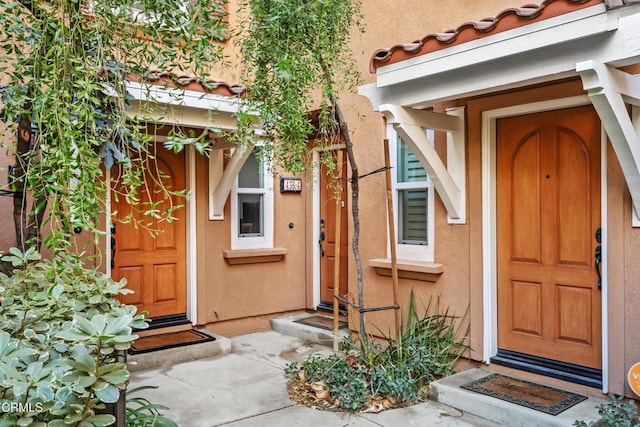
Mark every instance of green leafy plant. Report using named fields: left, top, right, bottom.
left=236, top=0, right=373, bottom=341
left=0, top=248, right=148, bottom=426
left=126, top=385, right=178, bottom=427
left=286, top=291, right=469, bottom=412
left=574, top=393, right=640, bottom=427
left=0, top=0, right=226, bottom=252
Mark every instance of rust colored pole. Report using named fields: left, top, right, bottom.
left=383, top=139, right=401, bottom=340
left=333, top=150, right=344, bottom=351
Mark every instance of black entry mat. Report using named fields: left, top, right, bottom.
left=294, top=316, right=347, bottom=331
left=460, top=373, right=588, bottom=416
left=129, top=330, right=215, bottom=355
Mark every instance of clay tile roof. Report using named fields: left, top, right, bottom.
left=129, top=71, right=247, bottom=97
left=370, top=0, right=604, bottom=73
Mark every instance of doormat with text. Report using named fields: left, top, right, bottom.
left=460, top=373, right=587, bottom=415
left=294, top=315, right=348, bottom=331
left=129, top=330, right=215, bottom=355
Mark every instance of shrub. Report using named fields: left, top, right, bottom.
left=0, top=247, right=147, bottom=426
left=574, top=394, right=639, bottom=427
left=125, top=386, right=178, bottom=427
left=285, top=290, right=469, bottom=412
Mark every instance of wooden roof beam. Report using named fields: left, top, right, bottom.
left=578, top=60, right=640, bottom=225
left=209, top=143, right=255, bottom=220
left=380, top=104, right=466, bottom=223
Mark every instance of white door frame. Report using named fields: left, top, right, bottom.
left=186, top=145, right=198, bottom=325
left=481, top=95, right=608, bottom=391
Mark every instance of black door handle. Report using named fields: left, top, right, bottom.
left=595, top=245, right=602, bottom=291
left=110, top=224, right=116, bottom=270
left=595, top=227, right=602, bottom=291
left=319, top=221, right=325, bottom=256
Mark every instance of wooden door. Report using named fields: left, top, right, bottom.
left=319, top=150, right=348, bottom=308
left=112, top=146, right=187, bottom=319
left=497, top=106, right=601, bottom=369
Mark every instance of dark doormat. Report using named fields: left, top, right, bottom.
left=294, top=315, right=348, bottom=331
left=460, top=373, right=588, bottom=416
left=129, top=330, right=215, bottom=355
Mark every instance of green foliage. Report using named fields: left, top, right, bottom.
left=125, top=385, right=178, bottom=427
left=381, top=290, right=470, bottom=382
left=236, top=0, right=363, bottom=173
left=574, top=394, right=640, bottom=427
left=0, top=0, right=226, bottom=250
left=0, top=248, right=148, bottom=426
left=286, top=291, right=469, bottom=412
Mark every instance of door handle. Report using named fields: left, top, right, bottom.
left=110, top=224, right=116, bottom=270
left=319, top=221, right=325, bottom=256
left=595, top=227, right=602, bottom=291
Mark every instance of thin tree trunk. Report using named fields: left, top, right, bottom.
left=13, top=113, right=31, bottom=251
left=333, top=102, right=366, bottom=342
left=12, top=109, right=47, bottom=251
left=26, top=192, right=47, bottom=249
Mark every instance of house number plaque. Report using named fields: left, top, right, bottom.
left=280, top=177, right=302, bottom=193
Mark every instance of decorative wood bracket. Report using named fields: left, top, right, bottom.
left=577, top=60, right=640, bottom=226
left=209, top=143, right=255, bottom=220
left=380, top=104, right=466, bottom=223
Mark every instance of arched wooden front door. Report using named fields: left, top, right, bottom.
left=496, top=105, right=602, bottom=371
left=112, top=146, right=187, bottom=321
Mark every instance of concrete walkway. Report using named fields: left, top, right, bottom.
left=129, top=330, right=498, bottom=426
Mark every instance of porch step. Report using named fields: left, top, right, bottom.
left=270, top=313, right=350, bottom=348
left=430, top=368, right=605, bottom=427
left=127, top=330, right=231, bottom=372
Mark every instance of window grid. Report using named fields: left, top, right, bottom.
left=396, top=136, right=429, bottom=245
left=230, top=148, right=274, bottom=250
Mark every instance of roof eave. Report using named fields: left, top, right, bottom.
left=360, top=3, right=640, bottom=110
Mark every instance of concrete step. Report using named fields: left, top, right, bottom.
left=127, top=330, right=231, bottom=372
left=270, top=313, right=350, bottom=348
left=430, top=368, right=605, bottom=427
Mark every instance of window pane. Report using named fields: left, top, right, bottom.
left=399, top=189, right=428, bottom=244
left=238, top=193, right=263, bottom=236
left=239, top=152, right=264, bottom=188
left=397, top=137, right=427, bottom=183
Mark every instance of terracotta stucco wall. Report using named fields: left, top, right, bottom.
left=195, top=0, right=523, bottom=330
left=194, top=153, right=308, bottom=325
left=341, top=0, right=536, bottom=337
left=624, top=188, right=640, bottom=396
left=1, top=61, right=15, bottom=252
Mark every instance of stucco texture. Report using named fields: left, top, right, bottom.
left=624, top=191, right=640, bottom=397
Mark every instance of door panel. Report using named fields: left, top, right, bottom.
left=497, top=106, right=601, bottom=369
left=113, top=147, right=187, bottom=318
left=319, top=150, right=348, bottom=306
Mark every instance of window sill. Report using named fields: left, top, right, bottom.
left=223, top=247, right=287, bottom=265
left=368, top=258, right=443, bottom=282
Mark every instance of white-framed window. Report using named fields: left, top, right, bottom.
left=231, top=150, right=274, bottom=249
left=389, top=127, right=435, bottom=262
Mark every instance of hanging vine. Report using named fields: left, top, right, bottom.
left=236, top=0, right=368, bottom=338
left=0, top=0, right=227, bottom=254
